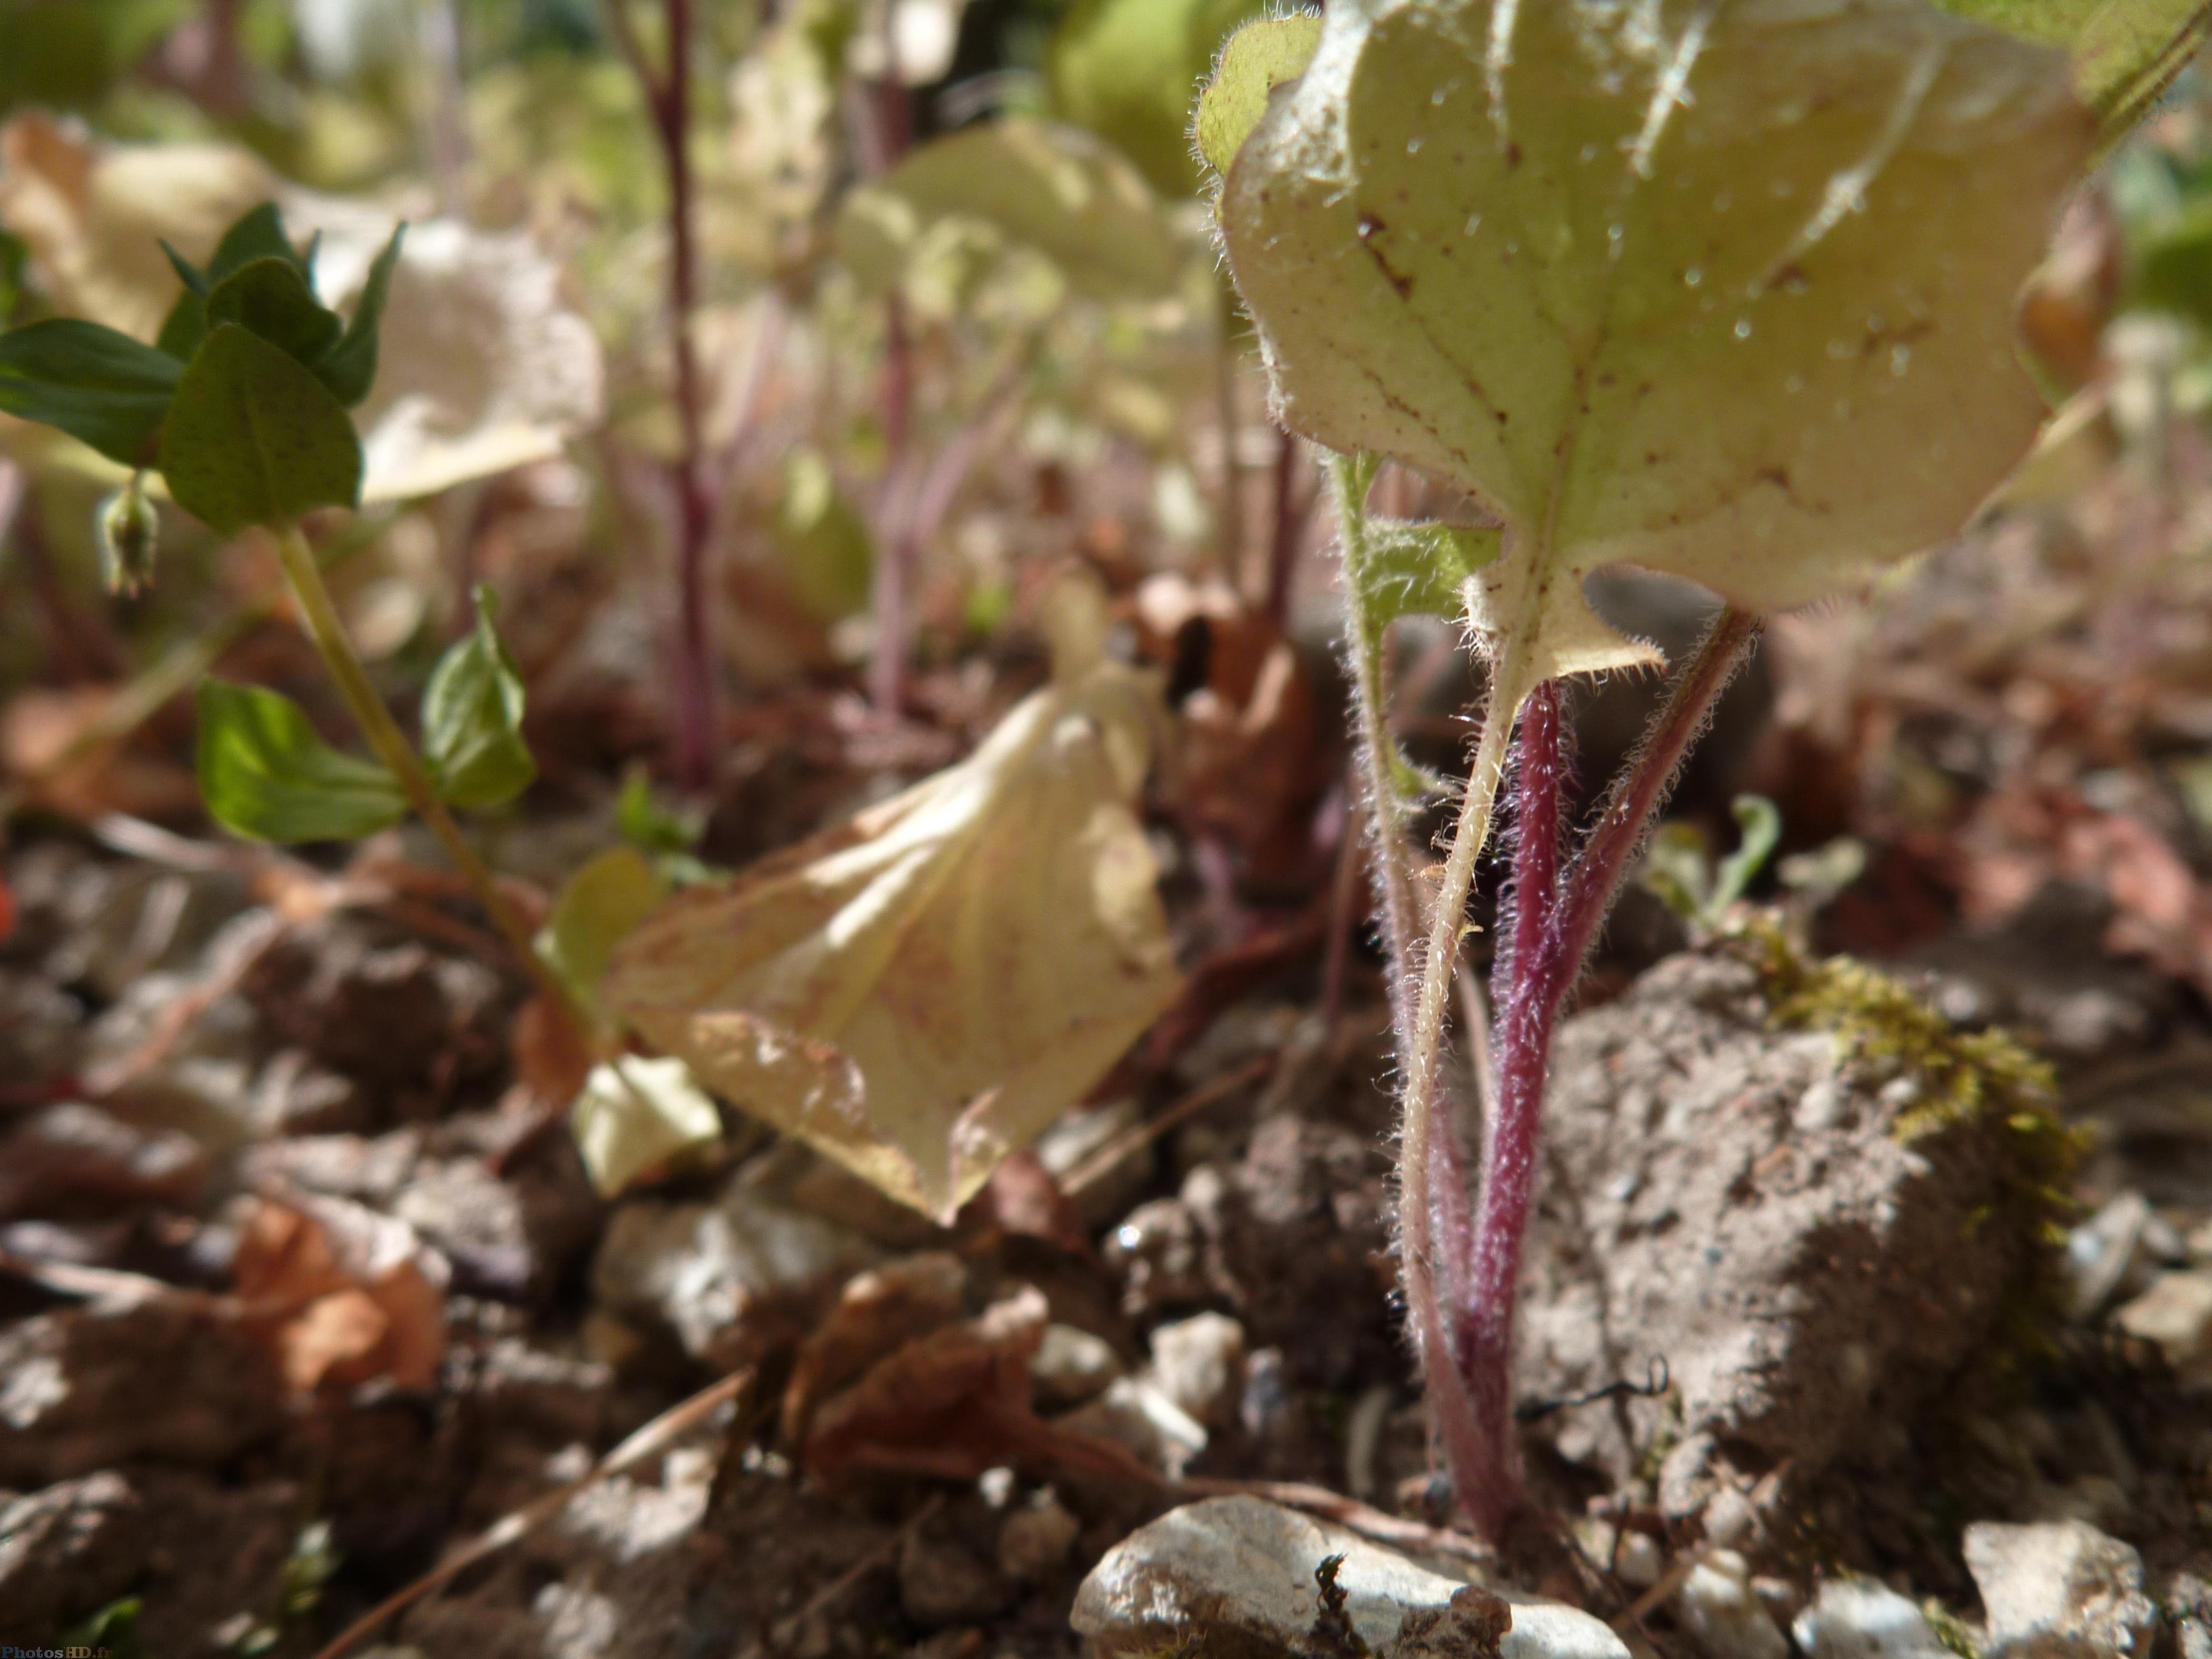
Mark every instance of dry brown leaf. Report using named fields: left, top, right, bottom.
left=0, top=116, right=603, bottom=503
left=779, top=1251, right=970, bottom=1446
left=803, top=1285, right=1047, bottom=1483
left=230, top=1194, right=448, bottom=1396
left=606, top=659, right=1183, bottom=1221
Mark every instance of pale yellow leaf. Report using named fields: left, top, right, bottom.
left=570, top=1056, right=726, bottom=1198
left=605, top=664, right=1182, bottom=1221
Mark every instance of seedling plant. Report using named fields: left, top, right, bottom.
left=0, top=201, right=575, bottom=1023
left=1197, top=0, right=2201, bottom=1539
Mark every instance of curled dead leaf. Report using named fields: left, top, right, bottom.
left=230, top=1194, right=448, bottom=1396
left=606, top=660, right=1183, bottom=1221
left=780, top=1251, right=971, bottom=1446
left=804, top=1285, right=1048, bottom=1483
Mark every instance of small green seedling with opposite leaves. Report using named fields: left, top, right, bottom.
left=0, top=200, right=569, bottom=1018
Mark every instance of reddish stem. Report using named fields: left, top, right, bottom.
left=1447, top=679, right=1565, bottom=1534
left=1434, top=608, right=1756, bottom=1536
left=1547, top=608, right=1760, bottom=985
left=647, top=0, right=718, bottom=788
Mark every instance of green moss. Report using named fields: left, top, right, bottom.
left=1739, top=920, right=2086, bottom=1355
left=1921, top=1598, right=1983, bottom=1659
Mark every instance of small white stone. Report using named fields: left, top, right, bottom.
left=1614, top=1531, right=1664, bottom=1590
left=2112, top=1270, right=2212, bottom=1383
left=1146, top=1312, right=1247, bottom=1428
left=1054, top=1377, right=1207, bottom=1477
left=1071, top=1497, right=1627, bottom=1659
left=1032, top=1323, right=1125, bottom=1408
left=1792, top=1579, right=1950, bottom=1659
left=1675, top=1550, right=1790, bottom=1659
left=1962, top=1519, right=2155, bottom=1659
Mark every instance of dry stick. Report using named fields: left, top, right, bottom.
left=1061, top=1053, right=1276, bottom=1194
left=310, top=1369, right=755, bottom=1659
left=270, top=523, right=580, bottom=1025
left=1263, top=427, right=1303, bottom=626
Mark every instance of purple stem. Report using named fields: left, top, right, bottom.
left=1439, top=607, right=1757, bottom=1536
left=1450, top=679, right=1565, bottom=1535
left=608, top=0, right=718, bottom=788
left=1548, top=607, right=1761, bottom=985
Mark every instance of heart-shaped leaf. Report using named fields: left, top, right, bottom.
left=1219, top=0, right=2094, bottom=847
left=1192, top=10, right=1320, bottom=176
left=421, top=585, right=535, bottom=810
left=0, top=317, right=180, bottom=465
left=195, top=678, right=407, bottom=843
left=159, top=322, right=362, bottom=534
left=1934, top=0, right=2211, bottom=136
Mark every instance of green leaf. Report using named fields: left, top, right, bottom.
left=1049, top=0, right=1271, bottom=194
left=194, top=679, right=407, bottom=843
left=1192, top=11, right=1321, bottom=177
left=1711, top=794, right=1782, bottom=914
left=837, top=119, right=1182, bottom=305
left=159, top=324, right=362, bottom=534
left=205, top=256, right=343, bottom=366
left=1357, top=519, right=1500, bottom=631
left=1932, top=0, right=2210, bottom=137
left=155, top=288, right=208, bottom=362
left=776, top=447, right=874, bottom=621
left=0, top=318, right=181, bottom=465
left=421, top=586, right=536, bottom=809
left=541, top=846, right=668, bottom=1013
left=1221, top=0, right=2094, bottom=865
left=206, top=202, right=307, bottom=285
left=312, top=222, right=405, bottom=409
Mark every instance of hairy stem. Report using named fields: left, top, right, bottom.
left=1447, top=607, right=1757, bottom=1536
left=1549, top=607, right=1760, bottom=984
left=1456, top=679, right=1565, bottom=1535
left=272, top=524, right=579, bottom=1022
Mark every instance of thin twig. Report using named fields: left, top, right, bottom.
left=1062, top=1054, right=1275, bottom=1194
left=309, top=1369, right=754, bottom=1659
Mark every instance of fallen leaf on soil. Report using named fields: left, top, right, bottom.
left=230, top=1195, right=448, bottom=1396
left=605, top=654, right=1182, bottom=1221
left=804, top=1285, right=1047, bottom=1483
left=568, top=1056, right=724, bottom=1198
left=1132, top=574, right=1326, bottom=880
left=781, top=1251, right=971, bottom=1446
left=0, top=115, right=603, bottom=502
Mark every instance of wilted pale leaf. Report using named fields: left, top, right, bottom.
left=1222, top=0, right=2091, bottom=718
left=837, top=119, right=1183, bottom=306
left=0, top=118, right=603, bottom=499
left=570, top=1056, right=724, bottom=1198
left=606, top=663, right=1181, bottom=1221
